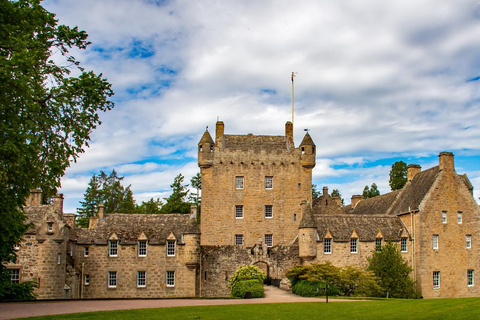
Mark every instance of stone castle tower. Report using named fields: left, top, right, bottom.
left=198, top=121, right=316, bottom=247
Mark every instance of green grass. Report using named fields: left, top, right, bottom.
left=15, top=298, right=480, bottom=320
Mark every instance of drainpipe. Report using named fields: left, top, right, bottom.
left=81, top=263, right=84, bottom=299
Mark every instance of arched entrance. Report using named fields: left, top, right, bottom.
left=253, top=261, right=269, bottom=278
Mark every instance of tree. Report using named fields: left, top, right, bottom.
left=160, top=174, right=191, bottom=214
left=330, top=189, right=345, bottom=206
left=0, top=0, right=113, bottom=297
left=363, top=183, right=380, bottom=199
left=367, top=242, right=419, bottom=298
left=389, top=161, right=408, bottom=191
left=135, top=198, right=163, bottom=214
left=77, top=170, right=135, bottom=227
left=189, top=172, right=201, bottom=206
left=312, top=184, right=321, bottom=199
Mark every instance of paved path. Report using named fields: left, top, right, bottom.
left=0, top=286, right=358, bottom=319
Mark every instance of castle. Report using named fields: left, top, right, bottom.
left=5, top=121, right=479, bottom=299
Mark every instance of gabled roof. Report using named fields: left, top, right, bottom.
left=348, top=190, right=402, bottom=215
left=388, top=166, right=440, bottom=215
left=314, top=215, right=404, bottom=241
left=223, top=134, right=288, bottom=152
left=76, top=214, right=200, bottom=245
left=300, top=132, right=315, bottom=146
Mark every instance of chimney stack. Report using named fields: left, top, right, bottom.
left=323, top=186, right=329, bottom=197
left=190, top=204, right=198, bottom=220
left=439, top=152, right=454, bottom=172
left=407, top=164, right=421, bottom=181
left=27, top=189, right=43, bottom=206
left=285, top=121, right=294, bottom=148
left=53, top=194, right=64, bottom=213
left=97, top=204, right=105, bottom=220
left=351, top=195, right=363, bottom=208
left=215, top=121, right=224, bottom=149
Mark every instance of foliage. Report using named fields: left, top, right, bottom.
left=367, top=242, right=419, bottom=298
left=292, top=279, right=340, bottom=297
left=0, top=0, right=113, bottom=280
left=389, top=161, right=408, bottom=191
left=77, top=170, right=135, bottom=227
left=338, top=266, right=381, bottom=297
left=135, top=198, right=163, bottom=214
left=189, top=172, right=201, bottom=206
left=330, top=189, right=345, bottom=206
left=312, top=184, right=321, bottom=199
left=362, top=183, right=380, bottom=199
left=160, top=174, right=191, bottom=214
left=0, top=270, right=37, bottom=301
left=230, top=279, right=264, bottom=298
left=228, top=265, right=266, bottom=294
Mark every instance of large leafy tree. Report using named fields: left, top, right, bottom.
left=362, top=183, right=380, bottom=199
left=0, top=0, right=113, bottom=290
left=160, top=174, right=191, bottom=214
left=77, top=170, right=135, bottom=226
left=389, top=161, right=408, bottom=191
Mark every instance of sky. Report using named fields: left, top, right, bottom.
left=42, top=0, right=480, bottom=213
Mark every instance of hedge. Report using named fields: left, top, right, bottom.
left=231, top=279, right=265, bottom=298
left=292, top=280, right=340, bottom=297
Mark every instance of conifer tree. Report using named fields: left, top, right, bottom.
left=389, top=161, right=408, bottom=191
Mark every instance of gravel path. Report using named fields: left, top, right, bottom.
left=0, top=286, right=358, bottom=319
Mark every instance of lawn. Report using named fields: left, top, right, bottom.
left=15, top=298, right=480, bottom=320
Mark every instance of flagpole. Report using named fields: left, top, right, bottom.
left=291, top=72, right=294, bottom=125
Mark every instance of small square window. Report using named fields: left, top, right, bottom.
left=166, top=240, right=175, bottom=257
left=458, top=212, right=462, bottom=224
left=9, top=269, right=19, bottom=284
left=109, top=240, right=118, bottom=257
left=235, top=176, right=244, bottom=189
left=57, top=253, right=61, bottom=264
left=138, top=240, right=147, bottom=257
left=433, top=271, right=440, bottom=289
left=84, top=274, right=90, bottom=285
left=293, top=214, right=297, bottom=221
left=235, top=234, right=243, bottom=245
left=137, top=271, right=146, bottom=287
left=433, top=235, right=439, bottom=250
left=166, top=271, right=175, bottom=287
left=376, top=238, right=383, bottom=252
left=466, top=235, right=472, bottom=249
left=401, top=238, right=408, bottom=253
left=350, top=238, right=357, bottom=253
left=324, top=238, right=332, bottom=254
left=265, top=234, right=273, bottom=247
left=84, top=247, right=89, bottom=257
left=47, top=223, right=53, bottom=233
left=108, top=271, right=117, bottom=288
left=442, top=211, right=447, bottom=224
left=467, top=270, right=474, bottom=287
left=265, top=205, right=273, bottom=218
left=235, top=205, right=244, bottom=219
left=265, top=176, right=273, bottom=189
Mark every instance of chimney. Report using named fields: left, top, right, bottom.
left=439, top=152, right=454, bottom=171
left=322, top=186, right=328, bottom=197
left=407, top=164, right=421, bottom=181
left=53, top=194, right=64, bottom=213
left=351, top=195, right=363, bottom=208
left=190, top=204, right=198, bottom=220
left=332, top=196, right=342, bottom=207
left=97, top=204, right=105, bottom=220
left=27, top=189, right=43, bottom=206
left=215, top=121, right=224, bottom=149
left=285, top=121, right=294, bottom=148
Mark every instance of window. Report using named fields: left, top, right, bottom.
left=468, top=270, right=474, bottom=287
left=433, top=271, right=440, bottom=289
left=84, top=274, right=90, bottom=285
left=466, top=235, right=472, bottom=249
left=433, top=235, right=439, bottom=250
left=235, top=176, right=244, bottom=189
left=167, top=240, right=175, bottom=257
left=442, top=211, right=447, bottom=224
left=265, top=176, right=273, bottom=189
left=401, top=238, right=408, bottom=253
left=293, top=214, right=297, bottom=221
left=47, top=222, right=53, bottom=233
left=265, top=205, right=273, bottom=218
left=458, top=212, right=463, bottom=224
left=235, top=234, right=243, bottom=245
left=265, top=234, right=273, bottom=247
left=376, top=238, right=383, bottom=252
left=57, top=253, right=61, bottom=264
left=109, top=240, right=118, bottom=257
left=166, top=271, right=175, bottom=287
left=138, top=240, right=147, bottom=257
left=350, top=238, right=357, bottom=253
left=10, top=269, right=19, bottom=284
left=108, top=271, right=117, bottom=288
left=235, top=205, right=244, bottom=219
left=137, top=271, right=146, bottom=287
left=324, top=238, right=332, bottom=254
left=84, top=247, right=89, bottom=257
left=69, top=243, right=74, bottom=256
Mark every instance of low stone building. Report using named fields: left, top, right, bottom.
left=4, top=121, right=479, bottom=299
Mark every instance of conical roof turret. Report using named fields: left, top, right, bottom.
left=299, top=201, right=317, bottom=228
left=300, top=132, right=315, bottom=146
left=199, top=129, right=214, bottom=145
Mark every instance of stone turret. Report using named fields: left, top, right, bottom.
left=198, top=129, right=214, bottom=168
left=299, top=132, right=316, bottom=169
left=299, top=201, right=317, bottom=259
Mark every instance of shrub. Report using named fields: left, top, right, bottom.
left=231, top=279, right=265, bottom=298
left=229, top=265, right=266, bottom=298
left=0, top=279, right=37, bottom=301
left=292, top=280, right=339, bottom=297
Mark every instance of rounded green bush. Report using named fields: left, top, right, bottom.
left=292, top=280, right=339, bottom=297
left=231, top=279, right=265, bottom=298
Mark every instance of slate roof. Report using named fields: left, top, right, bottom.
left=299, top=203, right=316, bottom=228
left=199, top=130, right=214, bottom=145
left=76, top=214, right=200, bottom=245
left=348, top=190, right=402, bottom=215
left=223, top=134, right=288, bottom=152
left=300, top=133, right=315, bottom=146
left=314, top=215, right=404, bottom=241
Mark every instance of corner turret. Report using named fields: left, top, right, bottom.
left=299, top=132, right=316, bottom=169
left=198, top=128, right=214, bottom=168
left=299, top=201, right=317, bottom=259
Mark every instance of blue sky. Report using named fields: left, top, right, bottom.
left=43, top=0, right=480, bottom=213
